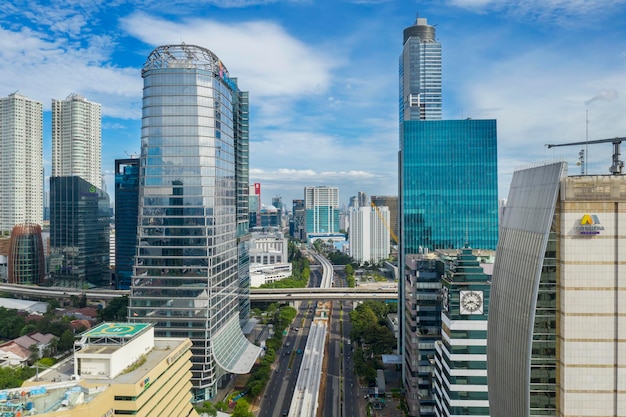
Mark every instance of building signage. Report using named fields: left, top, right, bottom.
left=576, top=214, right=604, bottom=235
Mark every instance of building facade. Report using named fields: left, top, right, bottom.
left=488, top=162, right=626, bottom=417
left=49, top=176, right=110, bottom=287
left=7, top=223, right=45, bottom=285
left=400, top=120, right=498, bottom=253
left=52, top=94, right=102, bottom=189
left=0, top=93, right=43, bottom=233
left=114, top=159, right=139, bottom=290
left=20, top=322, right=199, bottom=417
left=128, top=44, right=261, bottom=402
left=400, top=17, right=442, bottom=122
left=291, top=199, right=305, bottom=240
left=348, top=206, right=390, bottom=264
left=434, top=245, right=491, bottom=417
left=304, top=186, right=340, bottom=238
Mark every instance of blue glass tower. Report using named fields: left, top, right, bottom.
left=114, top=158, right=139, bottom=290
left=401, top=120, right=498, bottom=252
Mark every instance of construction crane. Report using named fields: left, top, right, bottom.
left=546, top=137, right=624, bottom=175
left=370, top=202, right=398, bottom=245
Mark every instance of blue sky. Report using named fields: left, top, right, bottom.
left=3, top=0, right=626, bottom=208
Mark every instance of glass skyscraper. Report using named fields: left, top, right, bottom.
left=304, top=186, right=339, bottom=237
left=128, top=44, right=260, bottom=402
left=400, top=17, right=442, bottom=122
left=114, top=158, right=139, bottom=290
left=399, top=16, right=498, bottom=417
left=401, top=120, right=498, bottom=252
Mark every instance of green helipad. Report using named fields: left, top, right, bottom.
left=85, top=322, right=151, bottom=338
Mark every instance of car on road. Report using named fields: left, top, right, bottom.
left=282, top=409, right=288, bottom=416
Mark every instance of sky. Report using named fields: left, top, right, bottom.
left=3, top=0, right=626, bottom=208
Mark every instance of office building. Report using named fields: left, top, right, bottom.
left=249, top=183, right=261, bottom=228
left=52, top=94, right=102, bottom=188
left=348, top=206, right=390, bottom=264
left=400, top=17, right=442, bottom=121
left=371, top=195, right=399, bottom=244
left=433, top=245, right=492, bottom=417
left=0, top=93, right=43, bottom=233
left=114, top=159, right=139, bottom=290
left=304, top=186, right=340, bottom=238
left=290, top=199, right=305, bottom=240
left=128, top=44, right=261, bottom=402
left=488, top=162, right=626, bottom=417
left=400, top=120, right=498, bottom=252
left=18, top=322, right=198, bottom=417
left=7, top=223, right=45, bottom=285
left=49, top=176, right=110, bottom=287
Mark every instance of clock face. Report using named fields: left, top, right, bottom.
left=460, top=290, right=483, bottom=315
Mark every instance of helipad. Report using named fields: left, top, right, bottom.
left=84, top=322, right=151, bottom=339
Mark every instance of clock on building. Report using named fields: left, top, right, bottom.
left=460, top=290, right=483, bottom=315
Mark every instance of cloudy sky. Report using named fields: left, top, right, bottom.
left=3, top=0, right=626, bottom=207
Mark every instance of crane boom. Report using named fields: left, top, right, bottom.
left=370, top=202, right=398, bottom=245
left=545, top=137, right=624, bottom=175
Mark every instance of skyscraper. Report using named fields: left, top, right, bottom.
left=114, top=158, right=139, bottom=290
left=52, top=94, right=102, bottom=188
left=0, top=93, right=43, bottom=233
left=401, top=120, right=498, bottom=252
left=304, top=185, right=340, bottom=238
left=399, top=16, right=498, bottom=417
left=488, top=162, right=626, bottom=417
left=128, top=44, right=260, bottom=402
left=49, top=94, right=109, bottom=287
left=400, top=17, right=442, bottom=122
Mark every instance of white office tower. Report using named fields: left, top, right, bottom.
left=52, top=94, right=102, bottom=187
left=128, top=44, right=261, bottom=402
left=348, top=206, right=390, bottom=264
left=0, top=93, right=43, bottom=233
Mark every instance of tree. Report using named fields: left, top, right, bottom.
left=58, top=329, right=75, bottom=352
left=232, top=398, right=254, bottom=417
left=98, top=296, right=129, bottom=321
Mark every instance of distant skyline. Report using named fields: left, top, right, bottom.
left=2, top=0, right=626, bottom=206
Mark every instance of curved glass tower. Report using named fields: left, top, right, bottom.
left=129, top=44, right=260, bottom=401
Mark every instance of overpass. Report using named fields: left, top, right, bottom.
left=0, top=284, right=397, bottom=302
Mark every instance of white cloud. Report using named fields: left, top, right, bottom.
left=120, top=13, right=340, bottom=99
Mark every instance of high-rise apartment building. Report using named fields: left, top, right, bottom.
left=114, top=158, right=139, bottom=290
left=52, top=94, right=102, bottom=188
left=399, top=16, right=498, bottom=417
left=304, top=186, right=339, bottom=237
left=128, top=44, right=261, bottom=402
left=0, top=93, right=43, bottom=233
left=488, top=162, right=626, bottom=417
left=400, top=17, right=442, bottom=121
left=348, top=206, right=390, bottom=264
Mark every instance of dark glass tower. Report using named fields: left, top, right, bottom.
left=49, top=176, right=110, bottom=287
left=114, top=158, right=139, bottom=290
left=128, top=44, right=260, bottom=402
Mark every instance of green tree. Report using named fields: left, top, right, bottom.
left=58, top=329, right=75, bottom=352
left=98, top=296, right=129, bottom=321
left=232, top=398, right=254, bottom=417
